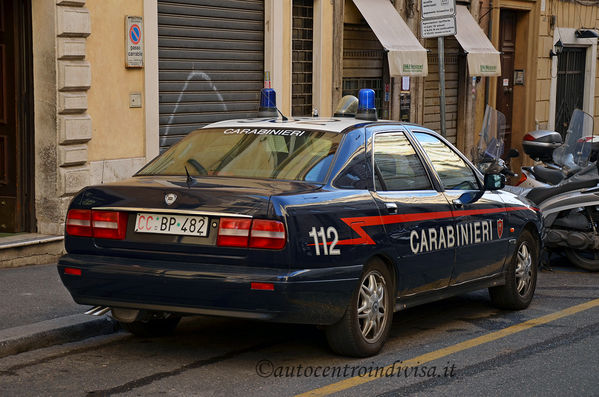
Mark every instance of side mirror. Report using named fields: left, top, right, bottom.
left=507, top=148, right=519, bottom=158
left=484, top=173, right=506, bottom=190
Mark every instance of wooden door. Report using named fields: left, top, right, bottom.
left=496, top=10, right=516, bottom=151
left=0, top=0, right=32, bottom=233
left=0, top=0, right=19, bottom=232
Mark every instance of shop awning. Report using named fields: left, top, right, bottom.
left=455, top=5, right=501, bottom=76
left=353, top=0, right=428, bottom=76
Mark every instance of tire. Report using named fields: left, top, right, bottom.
left=325, top=258, right=394, bottom=357
left=120, top=315, right=181, bottom=337
left=565, top=248, right=599, bottom=272
left=489, top=230, right=538, bottom=310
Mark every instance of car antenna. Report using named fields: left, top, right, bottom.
left=276, top=107, right=288, bottom=122
left=184, top=165, right=194, bottom=188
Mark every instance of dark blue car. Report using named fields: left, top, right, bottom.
left=58, top=92, right=542, bottom=357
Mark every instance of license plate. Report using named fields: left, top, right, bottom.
left=134, top=213, right=209, bottom=237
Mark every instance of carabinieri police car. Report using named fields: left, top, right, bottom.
left=58, top=89, right=542, bottom=357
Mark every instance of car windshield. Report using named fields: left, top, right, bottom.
left=137, top=128, right=343, bottom=183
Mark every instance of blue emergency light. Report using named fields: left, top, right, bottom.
left=258, top=88, right=278, bottom=118
left=356, top=88, right=377, bottom=121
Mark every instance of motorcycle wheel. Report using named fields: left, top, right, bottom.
left=565, top=248, right=599, bottom=272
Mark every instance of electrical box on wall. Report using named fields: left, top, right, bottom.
left=129, top=92, right=142, bottom=108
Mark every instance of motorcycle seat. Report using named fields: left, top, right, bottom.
left=531, top=165, right=564, bottom=185
left=526, top=178, right=599, bottom=205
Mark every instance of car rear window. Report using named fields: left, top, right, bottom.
left=138, top=128, right=342, bottom=183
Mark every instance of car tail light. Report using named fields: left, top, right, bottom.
left=91, top=211, right=128, bottom=240
left=516, top=172, right=527, bottom=186
left=217, top=218, right=252, bottom=247
left=217, top=218, right=286, bottom=249
left=64, top=267, right=82, bottom=276
left=523, top=134, right=535, bottom=141
left=66, top=209, right=92, bottom=237
left=251, top=282, right=275, bottom=291
left=250, top=219, right=286, bottom=249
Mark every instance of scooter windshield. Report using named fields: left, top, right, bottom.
left=473, top=105, right=506, bottom=164
left=552, top=109, right=594, bottom=170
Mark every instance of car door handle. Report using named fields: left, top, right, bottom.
left=452, top=199, right=463, bottom=208
left=385, top=202, right=398, bottom=213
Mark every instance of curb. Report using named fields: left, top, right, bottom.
left=0, top=314, right=119, bottom=358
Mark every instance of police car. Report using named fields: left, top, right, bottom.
left=58, top=89, right=542, bottom=357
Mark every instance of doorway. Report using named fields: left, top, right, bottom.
left=496, top=10, right=516, bottom=151
left=0, top=0, right=34, bottom=233
left=555, top=47, right=586, bottom=137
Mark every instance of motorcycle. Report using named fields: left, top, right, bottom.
left=474, top=107, right=599, bottom=271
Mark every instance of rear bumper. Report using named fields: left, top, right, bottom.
left=58, top=254, right=362, bottom=325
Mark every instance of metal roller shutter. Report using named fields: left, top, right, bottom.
left=423, top=37, right=460, bottom=145
left=158, top=0, right=265, bottom=150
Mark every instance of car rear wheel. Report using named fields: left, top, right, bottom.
left=325, top=258, right=394, bottom=357
left=120, top=315, right=181, bottom=337
left=489, top=230, right=538, bottom=310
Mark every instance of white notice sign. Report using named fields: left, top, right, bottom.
left=126, top=16, right=144, bottom=68
left=422, top=0, right=456, bottom=19
left=421, top=16, right=457, bottom=38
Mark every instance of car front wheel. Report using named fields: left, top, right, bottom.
left=326, top=258, right=394, bottom=357
left=489, top=230, right=538, bottom=310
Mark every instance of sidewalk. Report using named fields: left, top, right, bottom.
left=0, top=263, right=117, bottom=358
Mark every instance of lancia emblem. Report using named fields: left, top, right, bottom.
left=164, top=193, right=177, bottom=206
left=497, top=219, right=504, bottom=238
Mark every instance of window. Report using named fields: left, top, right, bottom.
left=373, top=132, right=432, bottom=191
left=334, top=150, right=370, bottom=190
left=413, top=132, right=479, bottom=190
left=138, top=128, right=342, bottom=183
left=292, top=0, right=313, bottom=116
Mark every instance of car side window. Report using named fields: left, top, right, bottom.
left=334, top=151, right=371, bottom=189
left=373, top=132, right=432, bottom=191
left=413, top=132, right=479, bottom=190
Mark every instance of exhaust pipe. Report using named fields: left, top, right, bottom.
left=84, top=306, right=110, bottom=316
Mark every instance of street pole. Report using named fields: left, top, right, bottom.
left=438, top=36, right=447, bottom=137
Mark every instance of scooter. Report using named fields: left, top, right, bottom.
left=474, top=107, right=599, bottom=271
left=517, top=111, right=599, bottom=187
left=517, top=129, right=563, bottom=187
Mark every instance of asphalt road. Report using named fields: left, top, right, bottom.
left=0, top=264, right=83, bottom=329
left=1, top=254, right=598, bottom=396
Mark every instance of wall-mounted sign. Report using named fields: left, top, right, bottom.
left=514, top=69, right=525, bottom=85
left=125, top=16, right=143, bottom=68
left=402, top=76, right=410, bottom=91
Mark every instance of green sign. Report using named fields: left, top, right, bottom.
left=480, top=65, right=497, bottom=73
left=403, top=64, right=424, bottom=73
